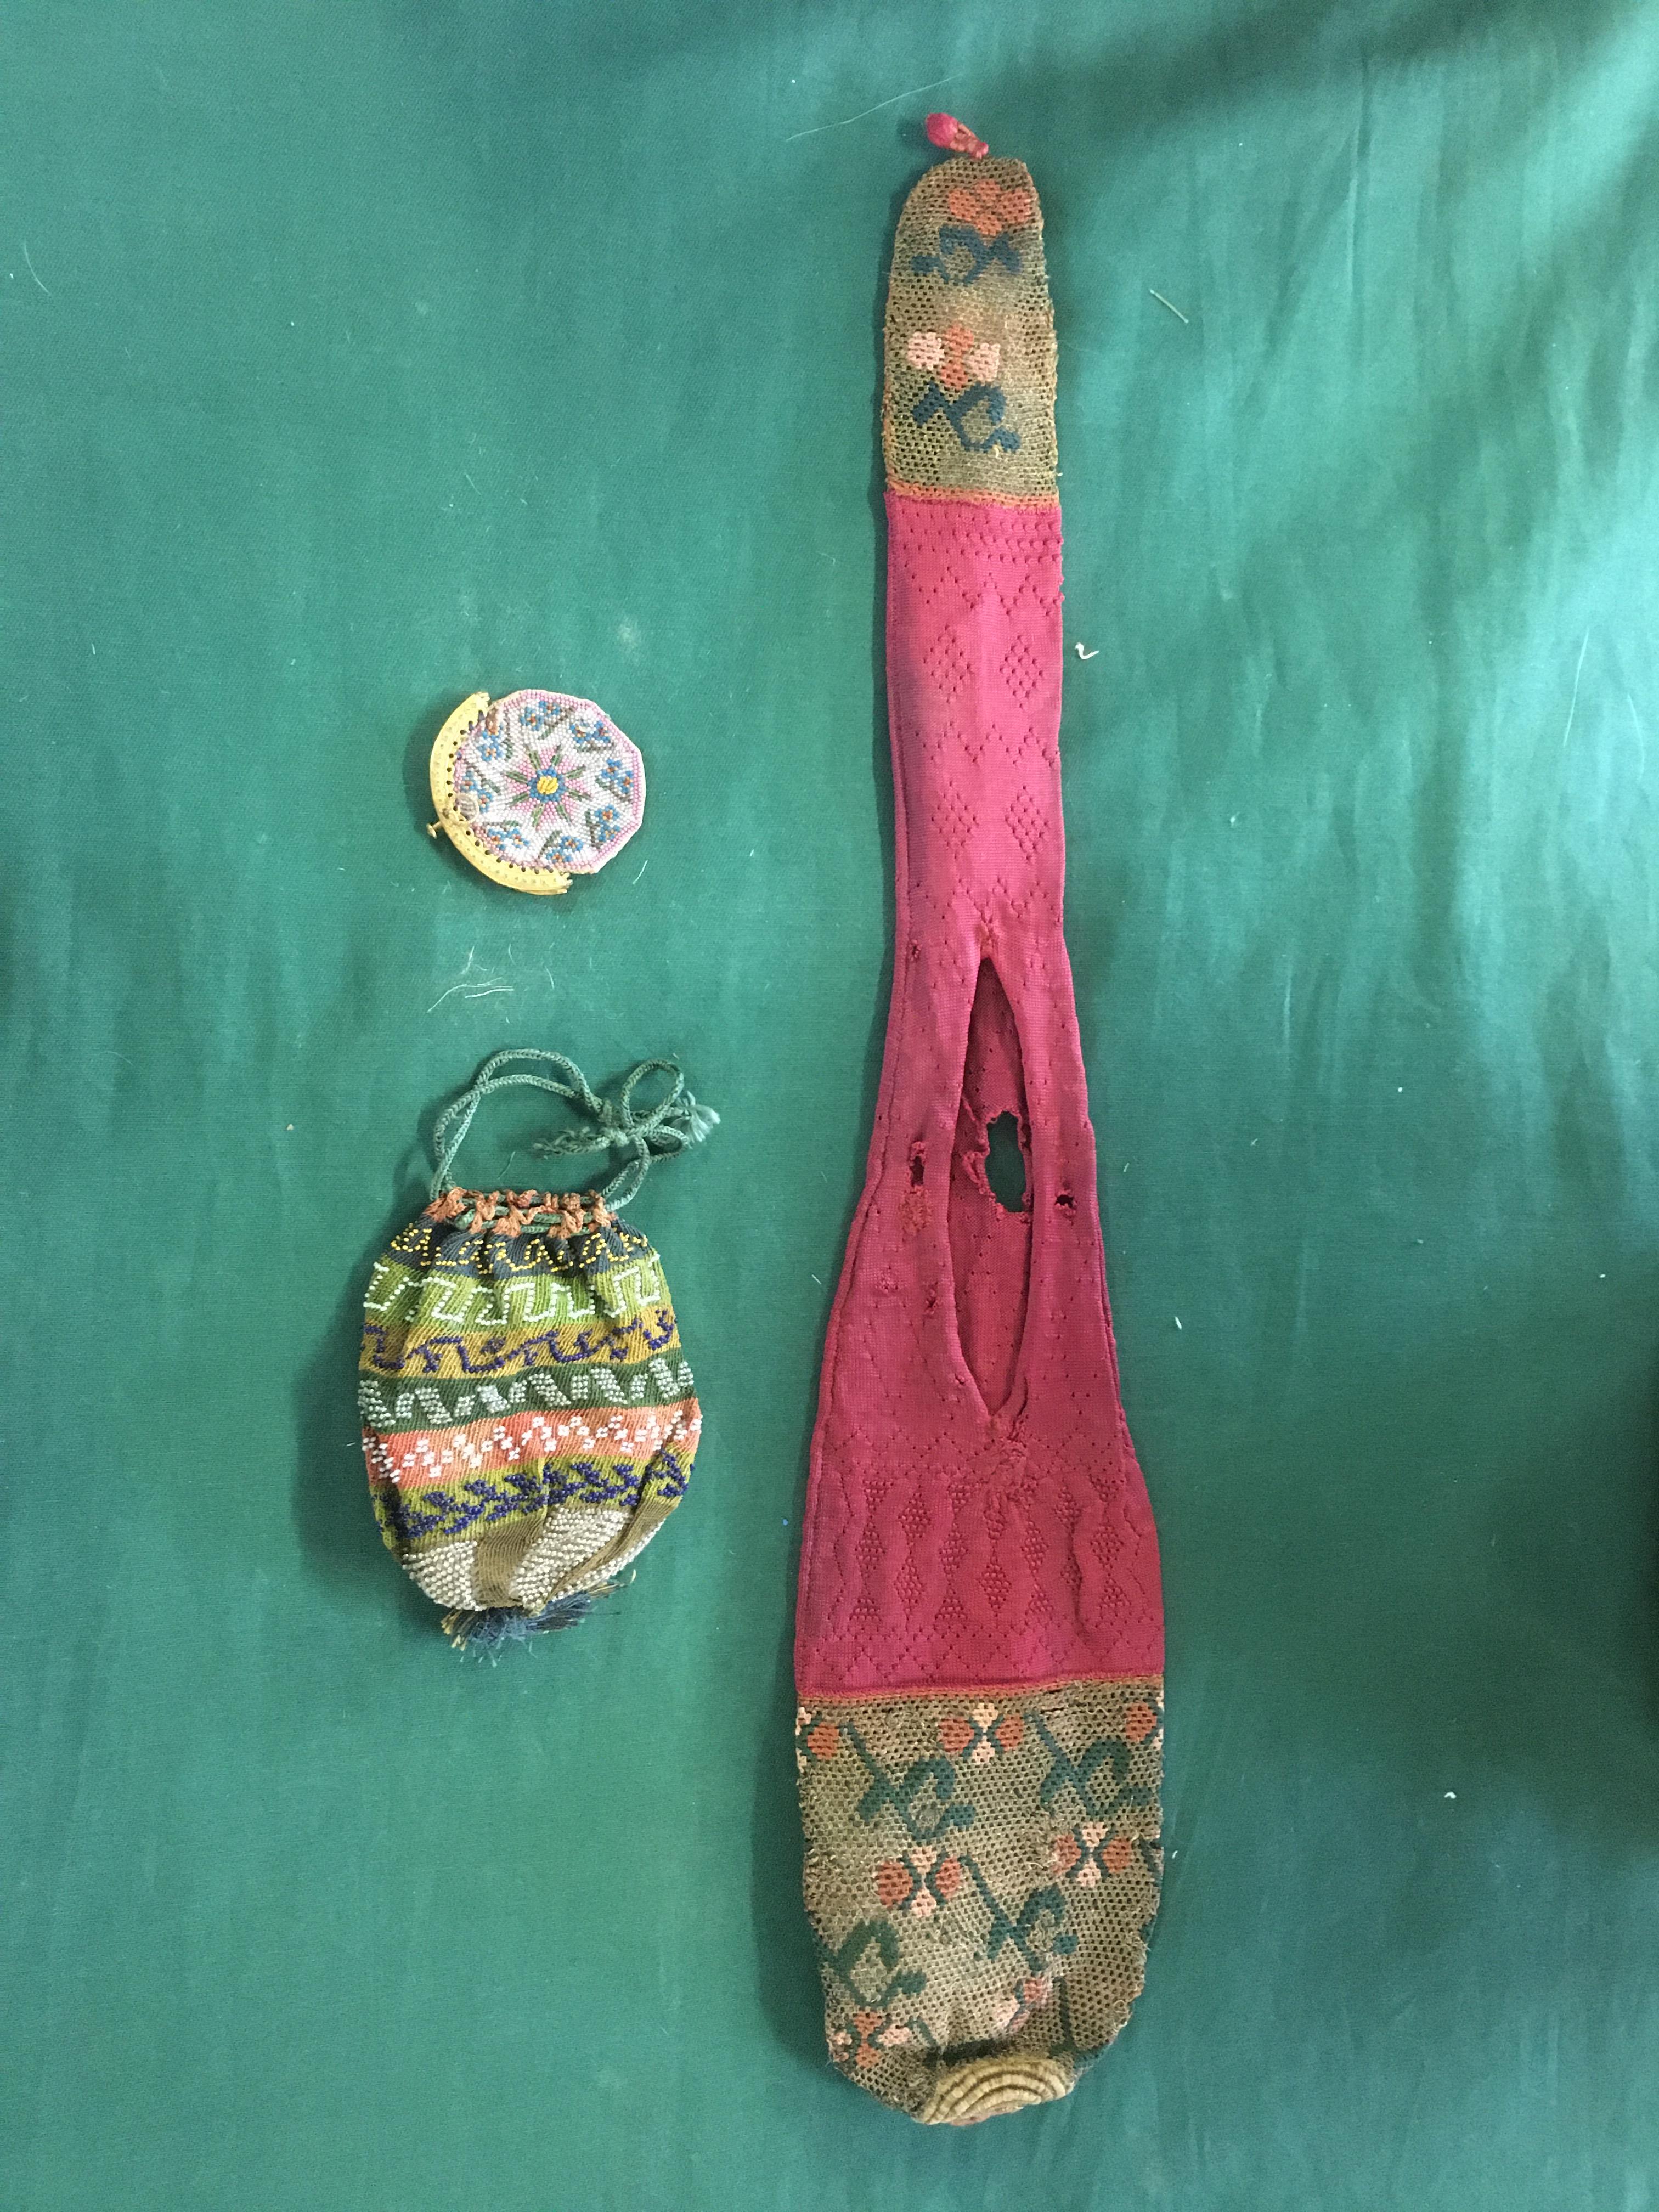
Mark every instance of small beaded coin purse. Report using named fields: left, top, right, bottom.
left=359, top=1049, right=715, bottom=1651
left=428, top=689, right=646, bottom=894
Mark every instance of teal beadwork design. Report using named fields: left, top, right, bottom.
left=448, top=689, right=645, bottom=878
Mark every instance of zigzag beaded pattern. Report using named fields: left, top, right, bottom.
left=357, top=1353, right=696, bottom=1429
left=360, top=1189, right=699, bottom=1615
left=371, top=1448, right=693, bottom=1549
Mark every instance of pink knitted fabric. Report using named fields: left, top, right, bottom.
left=794, top=436, right=1162, bottom=1695
left=793, top=142, right=1165, bottom=2125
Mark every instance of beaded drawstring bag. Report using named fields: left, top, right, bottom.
left=359, top=1049, right=715, bottom=1651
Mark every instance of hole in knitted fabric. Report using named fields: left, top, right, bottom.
left=949, top=961, right=1031, bottom=1415
left=900, top=1141, right=931, bottom=1232
left=1056, top=1188, right=1075, bottom=1211
left=984, top=1113, right=1025, bottom=1213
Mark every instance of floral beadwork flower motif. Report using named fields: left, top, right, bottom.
left=907, top=173, right=1034, bottom=285
left=936, top=1702, right=1024, bottom=1763
left=516, top=695, right=560, bottom=736
left=944, top=177, right=1034, bottom=239
left=565, top=706, right=610, bottom=749
left=470, top=719, right=512, bottom=765
left=505, top=744, right=592, bottom=829
left=453, top=759, right=497, bottom=811
left=1051, top=1822, right=1137, bottom=1887
left=831, top=2009, right=915, bottom=2070
left=447, top=690, right=645, bottom=881
left=797, top=1708, right=843, bottom=1772
left=873, top=1844, right=965, bottom=1919
left=597, top=757, right=637, bottom=805
left=989, top=1973, right=1053, bottom=2035
left=905, top=323, right=1001, bottom=395
left=903, top=323, right=1020, bottom=454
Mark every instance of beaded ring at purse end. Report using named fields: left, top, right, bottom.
left=428, top=690, right=646, bottom=894
left=360, top=1049, right=716, bottom=1654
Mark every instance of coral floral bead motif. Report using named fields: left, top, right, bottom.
left=944, top=178, right=1034, bottom=239
left=427, top=688, right=646, bottom=895
left=906, top=325, right=1002, bottom=394
left=902, top=319, right=1018, bottom=457
left=936, top=1704, right=1023, bottom=1762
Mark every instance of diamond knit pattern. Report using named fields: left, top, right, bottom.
left=794, top=497, right=1163, bottom=1694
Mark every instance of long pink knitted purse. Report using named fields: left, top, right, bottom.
left=793, top=119, right=1165, bottom=2126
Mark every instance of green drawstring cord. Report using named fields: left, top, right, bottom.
left=430, top=1048, right=718, bottom=1211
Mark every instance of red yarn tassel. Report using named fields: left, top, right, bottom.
left=925, top=111, right=989, bottom=159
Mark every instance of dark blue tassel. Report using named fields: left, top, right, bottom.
left=442, top=1591, right=595, bottom=1657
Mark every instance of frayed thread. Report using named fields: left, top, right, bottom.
left=442, top=1590, right=597, bottom=1657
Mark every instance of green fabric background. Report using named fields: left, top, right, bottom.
left=5, top=3, right=1659, bottom=2206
